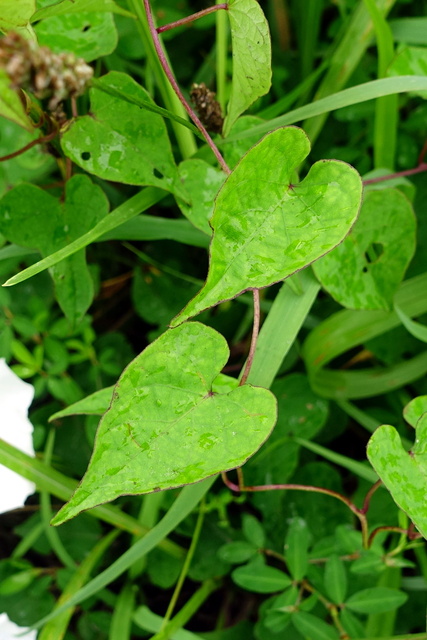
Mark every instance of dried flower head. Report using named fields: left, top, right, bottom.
left=0, top=32, right=93, bottom=111
left=190, top=82, right=223, bottom=134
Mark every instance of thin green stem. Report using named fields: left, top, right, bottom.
left=216, top=0, right=229, bottom=111
left=160, top=499, right=206, bottom=629
left=40, top=430, right=77, bottom=570
left=142, top=0, right=230, bottom=174
left=157, top=5, right=227, bottom=33
left=150, top=579, right=220, bottom=640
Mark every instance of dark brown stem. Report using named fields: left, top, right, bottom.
left=363, top=163, right=427, bottom=185
left=143, top=0, right=230, bottom=175
left=0, top=127, right=58, bottom=162
left=157, top=4, right=228, bottom=33
left=239, top=289, right=261, bottom=386
left=360, top=479, right=382, bottom=515
left=418, top=139, right=427, bottom=165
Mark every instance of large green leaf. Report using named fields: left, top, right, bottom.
left=0, top=70, right=33, bottom=131
left=34, top=4, right=117, bottom=61
left=170, top=127, right=362, bottom=327
left=60, top=72, right=182, bottom=195
left=345, top=587, right=407, bottom=614
left=313, top=189, right=416, bottom=310
left=0, top=0, right=35, bottom=37
left=0, top=175, right=108, bottom=325
left=51, top=322, right=277, bottom=525
left=223, top=0, right=272, bottom=136
left=367, top=416, right=427, bottom=539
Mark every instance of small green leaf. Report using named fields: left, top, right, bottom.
left=0, top=0, right=35, bottom=37
left=0, top=70, right=33, bottom=130
left=367, top=419, right=427, bottom=539
left=345, top=587, right=407, bottom=614
left=324, top=555, right=347, bottom=604
left=0, top=569, right=38, bottom=595
left=232, top=556, right=291, bottom=593
left=49, top=387, right=115, bottom=421
left=34, top=8, right=117, bottom=62
left=292, top=611, right=339, bottom=640
left=285, top=517, right=310, bottom=581
left=224, top=0, right=272, bottom=135
left=338, top=609, right=366, bottom=638
left=176, top=159, right=225, bottom=235
left=217, top=541, right=257, bottom=564
left=61, top=72, right=181, bottom=194
left=242, top=514, right=265, bottom=548
left=403, top=395, right=427, bottom=428
left=272, top=374, right=329, bottom=439
left=388, top=46, right=427, bottom=98
left=170, top=127, right=362, bottom=327
left=313, top=189, right=416, bottom=310
left=0, top=175, right=109, bottom=325
left=51, top=322, right=277, bottom=525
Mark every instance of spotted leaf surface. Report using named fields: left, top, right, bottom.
left=367, top=415, right=427, bottom=540
left=171, top=127, right=362, bottom=327
left=51, top=322, right=277, bottom=525
left=223, top=0, right=272, bottom=135
left=313, top=189, right=416, bottom=310
left=60, top=72, right=181, bottom=194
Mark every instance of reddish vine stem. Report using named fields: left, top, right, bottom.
left=239, top=289, right=261, bottom=386
left=0, top=126, right=58, bottom=162
left=368, top=525, right=422, bottom=548
left=221, top=471, right=370, bottom=548
left=143, top=0, right=231, bottom=175
left=363, top=162, right=427, bottom=185
left=360, top=479, right=382, bottom=514
left=157, top=4, right=228, bottom=33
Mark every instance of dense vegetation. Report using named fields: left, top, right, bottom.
left=1, top=0, right=427, bottom=638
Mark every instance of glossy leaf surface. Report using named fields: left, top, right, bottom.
left=176, top=159, right=225, bottom=235
left=35, top=9, right=117, bottom=62
left=0, top=175, right=108, bottom=325
left=367, top=418, right=427, bottom=539
left=52, top=322, right=277, bottom=525
left=61, top=72, right=181, bottom=194
left=171, top=127, right=362, bottom=327
left=313, top=189, right=415, bottom=310
left=223, top=0, right=271, bottom=135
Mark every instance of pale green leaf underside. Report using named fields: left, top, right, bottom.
left=60, top=72, right=181, bottom=195
left=313, top=189, right=416, bottom=310
left=367, top=417, right=427, bottom=539
left=223, top=0, right=272, bottom=136
left=171, top=127, right=362, bottom=327
left=52, top=322, right=277, bottom=525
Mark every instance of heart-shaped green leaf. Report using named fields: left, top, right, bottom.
left=403, top=395, right=427, bottom=428
left=223, top=0, right=272, bottom=135
left=170, top=127, right=362, bottom=327
left=367, top=416, right=427, bottom=539
left=313, top=189, right=416, bottom=310
left=61, top=72, right=181, bottom=194
left=0, top=175, right=108, bottom=325
left=51, top=322, right=277, bottom=525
